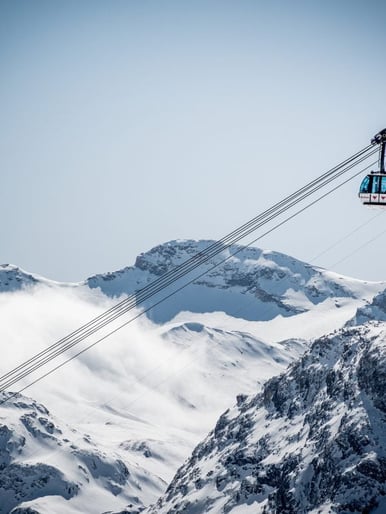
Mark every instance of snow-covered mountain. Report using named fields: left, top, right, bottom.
left=0, top=264, right=77, bottom=293
left=0, top=240, right=385, bottom=513
left=348, top=289, right=386, bottom=326
left=0, top=318, right=304, bottom=513
left=147, top=323, right=386, bottom=514
left=86, top=240, right=381, bottom=323
left=0, top=265, right=39, bottom=293
left=0, top=391, right=156, bottom=514
left=1, top=240, right=382, bottom=326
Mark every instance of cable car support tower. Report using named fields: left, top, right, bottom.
left=372, top=128, right=386, bottom=173
left=359, top=128, right=386, bottom=207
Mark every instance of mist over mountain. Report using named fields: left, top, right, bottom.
left=3, top=239, right=382, bottom=325
left=0, top=240, right=385, bottom=513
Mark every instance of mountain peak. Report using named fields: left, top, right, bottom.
left=0, top=264, right=39, bottom=292
left=148, top=323, right=386, bottom=513
left=87, top=239, right=383, bottom=323
left=2, top=240, right=386, bottom=513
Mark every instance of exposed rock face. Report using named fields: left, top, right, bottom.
left=87, top=240, right=378, bottom=323
left=1, top=241, right=385, bottom=513
left=0, top=392, right=149, bottom=514
left=349, top=289, right=386, bottom=326
left=0, top=393, right=78, bottom=513
left=147, top=324, right=386, bottom=514
left=0, top=265, right=38, bottom=293
left=2, top=240, right=383, bottom=324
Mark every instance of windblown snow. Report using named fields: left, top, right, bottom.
left=0, top=240, right=385, bottom=513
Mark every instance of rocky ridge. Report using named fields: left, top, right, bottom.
left=0, top=392, right=164, bottom=514
left=348, top=289, right=386, bottom=326
left=1, top=241, right=383, bottom=326
left=147, top=323, right=386, bottom=514
left=0, top=265, right=38, bottom=293
left=86, top=240, right=382, bottom=323
left=1, top=241, right=386, bottom=513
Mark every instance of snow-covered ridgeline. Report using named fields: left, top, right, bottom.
left=86, top=240, right=383, bottom=323
left=147, top=324, right=386, bottom=514
left=2, top=240, right=382, bottom=324
left=0, top=240, right=386, bottom=513
left=0, top=391, right=165, bottom=514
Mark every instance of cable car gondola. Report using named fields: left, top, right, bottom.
left=359, top=128, right=386, bottom=207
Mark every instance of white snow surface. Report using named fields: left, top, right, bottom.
left=149, top=324, right=386, bottom=513
left=0, top=240, right=385, bottom=513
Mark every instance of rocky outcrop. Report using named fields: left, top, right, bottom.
left=0, top=265, right=38, bottom=293
left=0, top=392, right=147, bottom=514
left=147, top=323, right=386, bottom=513
left=349, top=289, right=386, bottom=326
left=87, top=240, right=382, bottom=323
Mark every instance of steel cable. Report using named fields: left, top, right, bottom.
left=0, top=145, right=378, bottom=395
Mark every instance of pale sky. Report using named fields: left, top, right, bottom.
left=1, top=0, right=386, bottom=282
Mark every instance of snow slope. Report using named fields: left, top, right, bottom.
left=0, top=265, right=39, bottom=293
left=0, top=240, right=385, bottom=512
left=348, top=289, right=386, bottom=326
left=0, top=295, right=304, bottom=513
left=0, top=391, right=153, bottom=514
left=148, top=323, right=386, bottom=514
left=86, top=240, right=383, bottom=324
left=0, top=264, right=78, bottom=293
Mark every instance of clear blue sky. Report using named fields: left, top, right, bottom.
left=1, top=0, right=386, bottom=282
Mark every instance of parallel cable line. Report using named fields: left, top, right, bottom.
left=329, top=225, right=386, bottom=269
left=309, top=211, right=384, bottom=263
left=0, top=145, right=378, bottom=396
left=0, top=147, right=377, bottom=390
left=0, top=149, right=376, bottom=391
left=2, top=159, right=375, bottom=406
